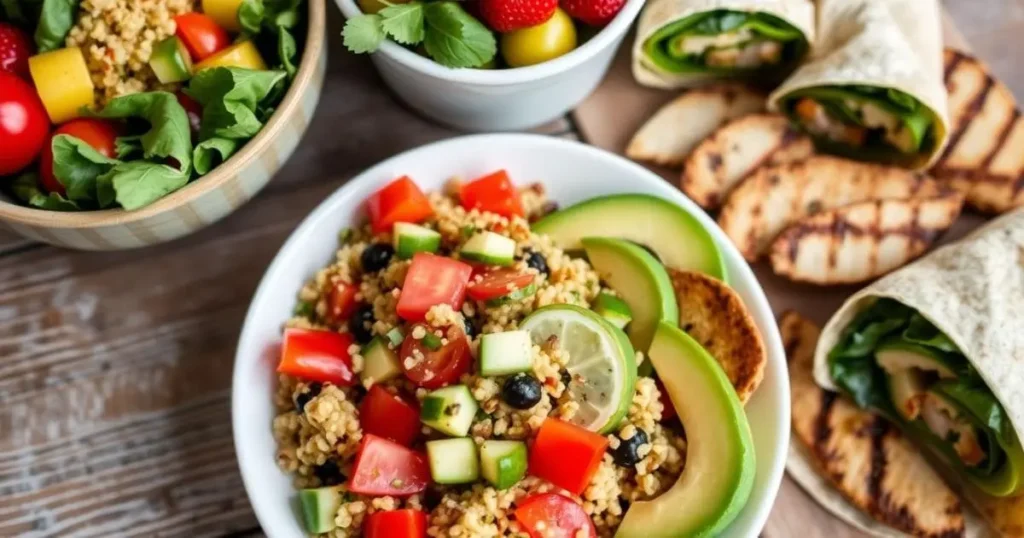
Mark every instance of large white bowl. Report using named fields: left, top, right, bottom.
left=233, top=134, right=790, bottom=537
left=333, top=0, right=645, bottom=131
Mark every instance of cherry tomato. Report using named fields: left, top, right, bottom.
left=459, top=170, right=524, bottom=218
left=0, top=23, right=34, bottom=78
left=466, top=268, right=535, bottom=302
left=348, top=434, right=430, bottom=496
left=400, top=324, right=472, bottom=389
left=0, top=72, right=49, bottom=176
left=366, top=176, right=434, bottom=234
left=38, top=118, right=119, bottom=195
left=501, top=8, right=577, bottom=68
left=359, top=385, right=421, bottom=446
left=514, top=493, right=597, bottom=538
left=326, top=280, right=359, bottom=325
left=176, top=91, right=202, bottom=141
left=277, top=328, right=357, bottom=386
left=364, top=509, right=427, bottom=538
left=396, top=253, right=472, bottom=322
left=174, top=13, right=230, bottom=61
left=528, top=418, right=609, bottom=495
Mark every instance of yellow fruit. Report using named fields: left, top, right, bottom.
left=501, top=8, right=577, bottom=68
left=28, top=47, right=95, bottom=124
left=202, top=0, right=245, bottom=33
left=196, top=40, right=268, bottom=71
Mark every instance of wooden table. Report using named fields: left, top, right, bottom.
left=2, top=1, right=1021, bottom=536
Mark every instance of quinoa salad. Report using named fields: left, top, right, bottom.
left=271, top=171, right=759, bottom=537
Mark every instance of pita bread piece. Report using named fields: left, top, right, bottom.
left=668, top=269, right=765, bottom=404
left=719, top=155, right=945, bottom=261
left=681, top=114, right=814, bottom=210
left=782, top=311, right=965, bottom=538
left=626, top=85, right=765, bottom=167
left=769, top=192, right=964, bottom=285
left=935, top=49, right=1024, bottom=214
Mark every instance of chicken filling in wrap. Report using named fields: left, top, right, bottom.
left=780, top=86, right=939, bottom=164
left=643, top=10, right=808, bottom=73
left=829, top=299, right=1024, bottom=497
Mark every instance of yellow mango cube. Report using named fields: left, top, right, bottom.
left=28, top=47, right=95, bottom=124
left=196, top=40, right=267, bottom=71
left=202, top=0, right=245, bottom=33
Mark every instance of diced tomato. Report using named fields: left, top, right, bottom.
left=514, top=493, right=597, bottom=538
left=400, top=324, right=472, bottom=389
left=460, top=170, right=523, bottom=218
left=396, top=253, right=472, bottom=322
left=326, top=280, right=359, bottom=324
left=364, top=509, right=427, bottom=538
left=359, top=385, right=421, bottom=446
left=656, top=379, right=677, bottom=422
left=529, top=418, right=609, bottom=495
left=348, top=434, right=430, bottom=496
left=466, top=268, right=535, bottom=302
left=277, top=328, right=356, bottom=386
left=174, top=13, right=230, bottom=61
left=366, top=176, right=434, bottom=234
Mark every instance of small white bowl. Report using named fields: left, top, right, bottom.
left=333, top=0, right=645, bottom=131
left=233, top=134, right=789, bottom=537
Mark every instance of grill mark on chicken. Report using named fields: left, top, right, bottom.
left=941, top=75, right=995, bottom=162
left=944, top=49, right=964, bottom=84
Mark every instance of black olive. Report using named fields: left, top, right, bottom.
left=523, top=250, right=549, bottom=276
left=349, top=304, right=375, bottom=344
left=559, top=369, right=572, bottom=388
left=361, top=243, right=395, bottom=273
left=502, top=373, right=543, bottom=409
left=314, top=459, right=345, bottom=485
left=294, top=382, right=322, bottom=413
left=610, top=428, right=650, bottom=467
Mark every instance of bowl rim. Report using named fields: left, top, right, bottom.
left=0, top=0, right=327, bottom=229
left=231, top=133, right=791, bottom=538
left=333, top=0, right=645, bottom=86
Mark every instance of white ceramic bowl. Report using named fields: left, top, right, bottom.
left=333, top=0, right=645, bottom=131
left=233, top=134, right=790, bottom=537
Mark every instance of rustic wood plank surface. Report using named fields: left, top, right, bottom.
left=0, top=1, right=1020, bottom=537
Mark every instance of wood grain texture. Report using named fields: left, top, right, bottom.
left=0, top=1, right=1018, bottom=537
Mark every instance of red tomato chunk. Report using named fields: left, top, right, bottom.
left=460, top=170, right=524, bottom=218
left=400, top=324, right=472, bottom=389
left=276, top=328, right=356, bottom=386
left=174, top=13, right=230, bottom=61
left=396, top=253, right=472, bottom=322
left=359, top=385, right=421, bottom=446
left=515, top=493, right=597, bottom=538
left=364, top=509, right=427, bottom=538
left=466, top=268, right=535, bottom=302
left=366, top=176, right=434, bottom=234
left=348, top=434, right=430, bottom=496
left=528, top=418, right=609, bottom=495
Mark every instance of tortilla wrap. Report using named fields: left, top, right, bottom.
left=767, top=0, right=950, bottom=169
left=632, top=0, right=814, bottom=89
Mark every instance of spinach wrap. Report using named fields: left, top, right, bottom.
left=814, top=209, right=1024, bottom=498
left=632, top=0, right=814, bottom=89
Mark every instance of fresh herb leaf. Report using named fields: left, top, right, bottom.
left=34, top=0, right=78, bottom=52
left=186, top=67, right=287, bottom=141
left=88, top=91, right=193, bottom=174
left=242, top=0, right=303, bottom=75
left=99, top=161, right=190, bottom=211
left=194, top=137, right=240, bottom=174
left=51, top=134, right=119, bottom=203
left=422, top=1, right=495, bottom=68
left=239, top=0, right=266, bottom=35
left=380, top=3, right=425, bottom=45
left=10, top=172, right=82, bottom=211
left=343, top=14, right=385, bottom=53
left=115, top=135, right=145, bottom=160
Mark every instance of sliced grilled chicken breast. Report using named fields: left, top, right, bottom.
left=681, top=114, right=814, bottom=209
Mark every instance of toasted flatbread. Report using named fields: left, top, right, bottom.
left=769, top=192, right=964, bottom=285
left=681, top=114, right=814, bottom=210
left=626, top=85, right=765, bottom=167
left=718, top=155, right=946, bottom=261
left=668, top=269, right=765, bottom=404
left=782, top=311, right=965, bottom=538
left=934, top=49, right=1024, bottom=214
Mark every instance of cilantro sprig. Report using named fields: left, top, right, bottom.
left=343, top=1, right=497, bottom=68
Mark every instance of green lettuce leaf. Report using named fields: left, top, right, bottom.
left=186, top=67, right=287, bottom=141
left=9, top=171, right=81, bottom=211
left=34, top=0, right=78, bottom=52
left=51, top=134, right=119, bottom=204
left=88, top=91, right=193, bottom=175
left=193, top=137, right=240, bottom=175
left=97, top=161, right=189, bottom=211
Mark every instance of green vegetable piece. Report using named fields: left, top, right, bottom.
left=150, top=36, right=194, bottom=84
left=35, top=0, right=79, bottom=52
left=421, top=332, right=443, bottom=350
left=298, top=486, right=344, bottom=533
left=484, top=283, right=537, bottom=307
left=480, top=440, right=528, bottom=489
left=9, top=172, right=80, bottom=211
left=592, top=292, right=633, bottom=329
left=187, top=67, right=287, bottom=142
left=343, top=14, right=386, bottom=54
left=380, top=3, right=425, bottom=45
left=385, top=327, right=405, bottom=348
left=423, top=1, right=496, bottom=68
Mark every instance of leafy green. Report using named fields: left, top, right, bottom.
left=343, top=13, right=386, bottom=54
left=1, top=0, right=33, bottom=25
left=51, top=135, right=119, bottom=203
left=239, top=0, right=266, bottom=34
left=194, top=137, right=240, bottom=175
left=98, top=161, right=189, bottom=211
left=423, top=2, right=496, bottom=68
left=87, top=92, right=193, bottom=174
left=9, top=172, right=81, bottom=211
left=186, top=67, right=287, bottom=140
left=380, top=3, right=425, bottom=45
left=239, top=0, right=304, bottom=76
left=903, top=313, right=961, bottom=354
left=34, top=0, right=78, bottom=51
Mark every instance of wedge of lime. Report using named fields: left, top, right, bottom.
left=519, top=304, right=636, bottom=434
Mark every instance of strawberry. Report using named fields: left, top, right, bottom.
left=479, top=0, right=558, bottom=33
left=0, top=23, right=33, bottom=79
left=560, top=0, right=625, bottom=27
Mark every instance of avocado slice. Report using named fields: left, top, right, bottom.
left=581, top=237, right=678, bottom=352
left=532, top=194, right=726, bottom=281
left=618, top=322, right=755, bottom=537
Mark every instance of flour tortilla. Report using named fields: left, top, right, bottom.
left=767, top=0, right=950, bottom=170
left=632, top=0, right=815, bottom=89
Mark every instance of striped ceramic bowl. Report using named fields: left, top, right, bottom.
left=0, top=0, right=327, bottom=250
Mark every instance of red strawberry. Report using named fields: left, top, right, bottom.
left=479, top=0, right=558, bottom=33
left=560, top=0, right=625, bottom=26
left=0, top=23, right=33, bottom=79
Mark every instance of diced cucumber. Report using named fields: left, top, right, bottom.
left=485, top=283, right=537, bottom=307
left=427, top=438, right=480, bottom=484
left=420, top=384, right=478, bottom=437
left=385, top=327, right=405, bottom=348
left=480, top=440, right=528, bottom=489
left=593, top=292, right=633, bottom=329
left=150, top=36, right=193, bottom=84
left=298, top=485, right=343, bottom=534
left=360, top=337, right=402, bottom=385
left=479, top=330, right=533, bottom=376
left=461, top=231, right=515, bottom=266
left=394, top=222, right=441, bottom=259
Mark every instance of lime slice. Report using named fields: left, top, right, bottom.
left=519, top=304, right=636, bottom=433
